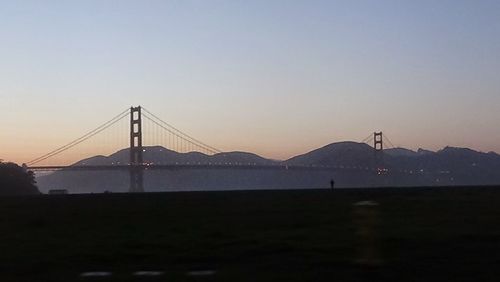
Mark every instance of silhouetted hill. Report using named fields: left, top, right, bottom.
left=286, top=142, right=377, bottom=167
left=211, top=152, right=277, bottom=165
left=385, top=148, right=419, bottom=157
left=417, top=148, right=434, bottom=155
left=35, top=143, right=500, bottom=193
left=73, top=147, right=278, bottom=166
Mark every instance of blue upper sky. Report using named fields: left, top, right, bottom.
left=1, top=0, right=500, bottom=162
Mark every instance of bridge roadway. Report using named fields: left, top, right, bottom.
left=27, top=164, right=356, bottom=172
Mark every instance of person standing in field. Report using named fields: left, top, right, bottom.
left=330, top=179, right=335, bottom=190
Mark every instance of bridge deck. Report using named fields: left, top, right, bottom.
left=27, top=164, right=348, bottom=172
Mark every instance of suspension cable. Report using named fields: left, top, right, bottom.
left=27, top=108, right=130, bottom=166
left=142, top=112, right=220, bottom=154
left=383, top=134, right=396, bottom=149
left=361, top=133, right=373, bottom=144
left=141, top=107, right=221, bottom=154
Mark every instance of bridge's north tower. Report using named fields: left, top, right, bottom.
left=373, top=132, right=383, bottom=152
left=130, top=106, right=144, bottom=192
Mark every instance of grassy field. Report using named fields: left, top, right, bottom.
left=1, top=187, right=500, bottom=281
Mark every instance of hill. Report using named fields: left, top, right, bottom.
left=286, top=142, right=377, bottom=167
left=35, top=142, right=500, bottom=193
left=73, top=146, right=278, bottom=166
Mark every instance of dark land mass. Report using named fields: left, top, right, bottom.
left=0, top=162, right=39, bottom=196
left=36, top=142, right=500, bottom=193
left=1, top=186, right=500, bottom=281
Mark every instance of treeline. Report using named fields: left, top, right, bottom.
left=0, top=162, right=40, bottom=196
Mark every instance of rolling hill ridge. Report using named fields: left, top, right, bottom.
left=36, top=142, right=500, bottom=193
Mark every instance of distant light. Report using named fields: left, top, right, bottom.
left=80, top=272, right=112, bottom=277
left=133, top=271, right=164, bottom=277
left=353, top=201, right=379, bottom=207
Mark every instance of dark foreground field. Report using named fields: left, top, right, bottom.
left=1, top=187, right=500, bottom=281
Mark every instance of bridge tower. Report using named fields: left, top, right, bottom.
left=130, top=106, right=144, bottom=192
left=373, top=132, right=386, bottom=182
left=373, top=132, right=383, bottom=152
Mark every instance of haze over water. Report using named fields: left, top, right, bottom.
left=1, top=0, right=500, bottom=164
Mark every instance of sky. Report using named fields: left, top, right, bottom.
left=1, top=0, right=500, bottom=164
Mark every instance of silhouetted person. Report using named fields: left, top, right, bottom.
left=330, top=179, right=335, bottom=190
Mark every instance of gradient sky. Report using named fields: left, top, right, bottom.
left=1, top=0, right=500, bottom=163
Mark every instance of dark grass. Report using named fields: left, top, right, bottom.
left=1, top=186, right=500, bottom=281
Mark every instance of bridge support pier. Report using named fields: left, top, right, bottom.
left=130, top=106, right=144, bottom=193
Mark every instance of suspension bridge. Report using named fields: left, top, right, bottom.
left=26, top=106, right=392, bottom=192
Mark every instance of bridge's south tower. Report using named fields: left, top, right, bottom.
left=130, top=106, right=144, bottom=192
